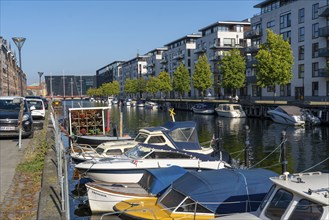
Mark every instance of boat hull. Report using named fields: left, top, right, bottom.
left=86, top=182, right=148, bottom=213
left=215, top=110, right=246, bottom=118
left=267, top=110, right=305, bottom=126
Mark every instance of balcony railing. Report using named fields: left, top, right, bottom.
left=246, top=60, right=258, bottom=68
left=244, top=29, right=262, bottom=39
left=245, top=45, right=260, bottom=54
left=318, top=68, right=329, bottom=77
left=319, top=48, right=329, bottom=57
left=210, top=43, right=221, bottom=49
left=194, top=47, right=206, bottom=54
left=173, top=54, right=184, bottom=60
left=246, top=75, right=257, bottom=83
left=319, top=5, right=329, bottom=17
left=319, top=26, right=329, bottom=37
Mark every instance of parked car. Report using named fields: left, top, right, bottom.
left=25, top=95, right=48, bottom=109
left=0, top=96, right=34, bottom=138
left=26, top=98, right=45, bottom=120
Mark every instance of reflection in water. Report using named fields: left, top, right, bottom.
left=61, top=100, right=329, bottom=219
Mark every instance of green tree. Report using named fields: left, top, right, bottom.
left=255, top=29, right=294, bottom=99
left=219, top=49, right=246, bottom=96
left=193, top=54, right=213, bottom=100
left=173, top=63, right=190, bottom=99
left=158, top=71, right=173, bottom=98
left=100, top=81, right=120, bottom=97
left=86, top=88, right=97, bottom=96
left=137, top=78, right=147, bottom=99
left=145, top=77, right=160, bottom=97
left=124, top=79, right=137, bottom=97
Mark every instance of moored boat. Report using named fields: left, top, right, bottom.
left=113, top=168, right=277, bottom=219
left=144, top=101, right=158, bottom=109
left=215, top=103, right=246, bottom=118
left=267, top=105, right=305, bottom=126
left=192, top=103, right=214, bottom=114
left=217, top=171, right=329, bottom=220
left=74, top=143, right=231, bottom=183
left=86, top=166, right=187, bottom=213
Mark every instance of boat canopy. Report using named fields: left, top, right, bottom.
left=170, top=168, right=277, bottom=214
left=138, top=166, right=188, bottom=196
left=276, top=105, right=301, bottom=116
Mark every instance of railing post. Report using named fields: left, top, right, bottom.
left=281, top=130, right=287, bottom=174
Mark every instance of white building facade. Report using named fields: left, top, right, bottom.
left=247, top=0, right=329, bottom=101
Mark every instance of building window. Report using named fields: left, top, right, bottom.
left=267, top=85, right=275, bottom=92
left=312, top=82, right=319, bottom=96
left=312, top=23, right=319, bottom=39
left=298, top=46, right=305, bottom=60
left=280, top=13, right=291, bottom=29
left=281, top=31, right=291, bottom=43
left=312, top=43, right=319, bottom=58
left=312, top=3, right=319, bottom=20
left=298, top=27, right=305, bottom=42
left=298, top=64, right=305, bottom=78
left=299, top=8, right=305, bottom=24
left=252, top=85, right=261, bottom=97
left=312, top=62, right=319, bottom=77
left=267, top=20, right=275, bottom=28
left=279, top=84, right=291, bottom=97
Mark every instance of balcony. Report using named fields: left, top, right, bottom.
left=147, top=63, right=155, bottom=67
left=319, top=5, right=329, bottom=17
left=160, top=59, right=168, bottom=64
left=246, top=75, right=257, bottom=83
left=244, top=29, right=262, bottom=39
left=246, top=60, right=258, bottom=68
left=210, top=43, right=221, bottom=50
left=173, top=54, right=184, bottom=60
left=318, top=68, right=329, bottom=77
left=194, top=47, right=206, bottom=54
left=319, top=26, right=329, bottom=37
left=319, top=48, right=329, bottom=57
left=245, top=45, right=260, bottom=54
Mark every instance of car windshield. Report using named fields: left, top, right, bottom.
left=27, top=100, right=43, bottom=110
left=0, top=99, right=27, bottom=112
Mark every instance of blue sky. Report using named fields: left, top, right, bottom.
left=1, top=0, right=261, bottom=84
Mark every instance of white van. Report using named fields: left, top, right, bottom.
left=26, top=98, right=45, bottom=120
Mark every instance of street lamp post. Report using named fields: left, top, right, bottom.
left=38, top=72, right=44, bottom=96
left=12, top=37, right=26, bottom=96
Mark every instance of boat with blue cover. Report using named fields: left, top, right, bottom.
left=113, top=168, right=277, bottom=219
left=85, top=166, right=188, bottom=213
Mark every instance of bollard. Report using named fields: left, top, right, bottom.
left=281, top=130, right=287, bottom=174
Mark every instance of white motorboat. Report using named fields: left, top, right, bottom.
left=215, top=103, right=246, bottom=118
left=111, top=98, right=119, bottom=105
left=136, top=100, right=145, bottom=107
left=192, top=103, right=215, bottom=114
left=217, top=171, right=329, bottom=220
left=86, top=166, right=187, bottom=213
left=144, top=101, right=158, bottom=109
left=71, top=121, right=214, bottom=163
left=75, top=143, right=231, bottom=183
left=124, top=98, right=132, bottom=106
left=267, top=105, right=305, bottom=126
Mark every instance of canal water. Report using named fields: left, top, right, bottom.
left=61, top=100, right=329, bottom=219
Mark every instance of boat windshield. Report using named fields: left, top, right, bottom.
left=264, top=189, right=293, bottom=219
left=95, top=148, right=105, bottom=154
left=233, top=105, right=242, bottom=110
left=158, top=188, right=186, bottom=212
left=168, top=127, right=198, bottom=143
left=124, top=145, right=152, bottom=159
left=134, top=133, right=149, bottom=143
left=289, top=199, right=323, bottom=220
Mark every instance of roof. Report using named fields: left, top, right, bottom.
left=171, top=168, right=277, bottom=214
left=254, top=0, right=276, bottom=8
left=199, top=20, right=251, bottom=32
left=271, top=172, right=329, bottom=205
left=139, top=166, right=187, bottom=195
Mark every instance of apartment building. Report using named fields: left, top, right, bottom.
left=0, top=36, right=27, bottom=96
left=96, top=61, right=125, bottom=88
left=162, top=34, right=201, bottom=98
left=121, top=55, right=148, bottom=97
left=145, top=47, right=168, bottom=79
left=195, top=20, right=251, bottom=98
left=247, top=0, right=329, bottom=101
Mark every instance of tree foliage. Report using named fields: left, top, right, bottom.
left=255, top=29, right=294, bottom=90
left=158, top=71, right=173, bottom=97
left=145, top=76, right=160, bottom=96
left=192, top=54, right=213, bottom=98
left=173, top=63, right=191, bottom=99
left=100, top=81, right=120, bottom=96
left=219, top=49, right=246, bottom=95
left=124, top=79, right=138, bottom=95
